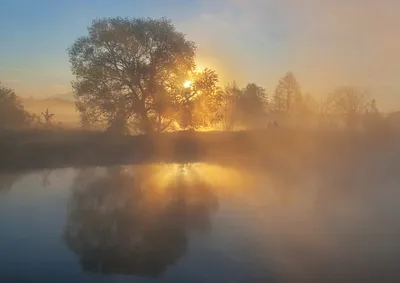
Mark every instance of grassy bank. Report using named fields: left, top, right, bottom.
left=0, top=128, right=398, bottom=173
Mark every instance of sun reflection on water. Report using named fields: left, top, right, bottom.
left=125, top=162, right=255, bottom=200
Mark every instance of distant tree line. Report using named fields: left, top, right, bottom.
left=67, top=17, right=387, bottom=134
left=0, top=83, right=31, bottom=130
left=221, top=73, right=385, bottom=132
left=0, top=17, right=391, bottom=134
left=0, top=83, right=60, bottom=130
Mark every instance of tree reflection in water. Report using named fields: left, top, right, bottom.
left=0, top=173, right=21, bottom=193
left=63, top=163, right=218, bottom=277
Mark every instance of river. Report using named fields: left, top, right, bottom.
left=0, top=163, right=399, bottom=282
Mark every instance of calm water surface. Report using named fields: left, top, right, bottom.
left=0, top=163, right=399, bottom=282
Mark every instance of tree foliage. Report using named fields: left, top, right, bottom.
left=68, top=17, right=389, bottom=134
left=238, top=83, right=268, bottom=128
left=221, top=82, right=267, bottom=130
left=69, top=17, right=220, bottom=134
left=326, top=86, right=366, bottom=129
left=273, top=72, right=302, bottom=113
left=176, top=68, right=222, bottom=130
left=0, top=83, right=30, bottom=129
left=363, top=99, right=385, bottom=131
left=221, top=82, right=242, bottom=130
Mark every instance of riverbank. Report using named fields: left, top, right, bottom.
left=0, top=128, right=398, bottom=173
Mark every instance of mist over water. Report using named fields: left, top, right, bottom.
left=1, top=1, right=400, bottom=282
left=0, top=161, right=399, bottom=282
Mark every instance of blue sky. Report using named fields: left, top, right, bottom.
left=0, top=0, right=205, bottom=97
left=1, top=0, right=400, bottom=110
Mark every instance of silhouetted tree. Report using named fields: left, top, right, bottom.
left=176, top=68, right=223, bottom=130
left=238, top=83, right=268, bottom=128
left=365, top=99, right=379, bottom=115
left=221, top=81, right=242, bottom=130
left=327, top=86, right=366, bottom=129
left=220, top=82, right=267, bottom=130
left=41, top=109, right=55, bottom=128
left=69, top=17, right=220, bottom=134
left=363, top=98, right=385, bottom=132
left=63, top=165, right=218, bottom=277
left=0, top=83, right=30, bottom=130
left=273, top=72, right=301, bottom=113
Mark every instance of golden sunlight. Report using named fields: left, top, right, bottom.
left=195, top=65, right=205, bottom=73
left=148, top=163, right=253, bottom=197
left=183, top=80, right=192, bottom=88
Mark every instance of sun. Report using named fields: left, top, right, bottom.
left=183, top=80, right=192, bottom=88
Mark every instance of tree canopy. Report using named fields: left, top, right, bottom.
left=0, top=83, right=30, bottom=130
left=69, top=17, right=221, bottom=134
left=273, top=72, right=302, bottom=113
left=221, top=82, right=267, bottom=130
left=67, top=17, right=389, bottom=134
left=326, top=86, right=366, bottom=129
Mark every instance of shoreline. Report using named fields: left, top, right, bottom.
left=0, top=129, right=398, bottom=173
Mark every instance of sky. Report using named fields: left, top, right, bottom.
left=1, top=0, right=400, bottom=111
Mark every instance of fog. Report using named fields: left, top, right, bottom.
left=184, top=0, right=400, bottom=111
left=1, top=161, right=400, bottom=281
left=21, top=97, right=79, bottom=128
left=1, top=2, right=400, bottom=281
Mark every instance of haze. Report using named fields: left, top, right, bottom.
left=1, top=0, right=400, bottom=113
left=1, top=2, right=400, bottom=281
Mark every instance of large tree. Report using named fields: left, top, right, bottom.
left=69, top=17, right=220, bottom=134
left=326, top=86, right=366, bottom=129
left=238, top=83, right=268, bottom=128
left=0, top=83, right=30, bottom=129
left=220, top=82, right=267, bottom=130
left=273, top=72, right=302, bottom=113
left=321, top=86, right=368, bottom=130
left=221, top=81, right=242, bottom=131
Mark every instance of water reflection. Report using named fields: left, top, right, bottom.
left=0, top=172, right=21, bottom=193
left=63, top=164, right=219, bottom=277
left=0, top=169, right=54, bottom=193
left=1, top=162, right=399, bottom=282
